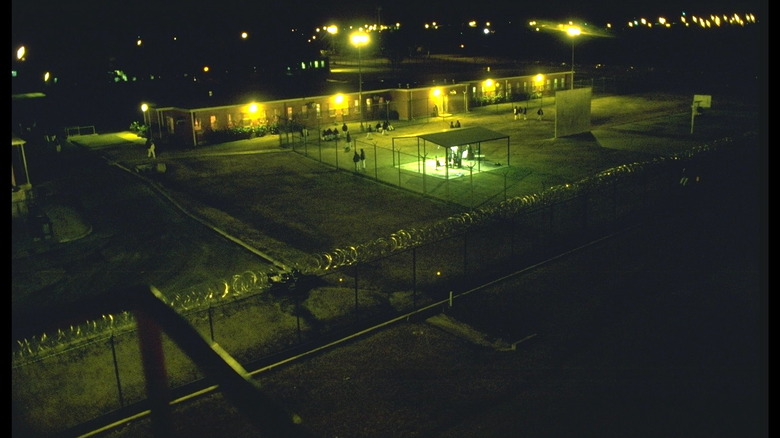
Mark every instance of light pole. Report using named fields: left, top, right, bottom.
left=534, top=74, right=544, bottom=109
left=350, top=31, right=369, bottom=131
left=141, top=103, right=150, bottom=139
left=567, top=25, right=581, bottom=90
left=334, top=93, right=346, bottom=124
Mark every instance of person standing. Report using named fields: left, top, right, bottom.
left=360, top=148, right=366, bottom=170
left=523, top=106, right=528, bottom=120
left=513, top=106, right=519, bottom=120
left=536, top=108, right=544, bottom=121
left=353, top=150, right=361, bottom=171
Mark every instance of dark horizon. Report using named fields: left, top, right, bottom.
left=12, top=0, right=765, bottom=134
left=12, top=0, right=764, bottom=44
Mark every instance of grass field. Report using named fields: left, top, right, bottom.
left=12, top=88, right=765, bottom=437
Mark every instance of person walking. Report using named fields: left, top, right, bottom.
left=536, top=107, right=544, bottom=121
left=523, top=106, right=528, bottom=120
left=360, top=148, right=366, bottom=170
left=513, top=106, right=519, bottom=120
left=147, top=139, right=156, bottom=159
left=353, top=150, right=361, bottom=171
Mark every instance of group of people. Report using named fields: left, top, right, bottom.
left=449, top=120, right=462, bottom=128
left=322, top=123, right=355, bottom=142
left=513, top=106, right=544, bottom=121
left=319, top=121, right=397, bottom=141
left=512, top=106, right=528, bottom=120
left=352, top=148, right=367, bottom=170
left=366, top=121, right=394, bottom=138
left=321, top=128, right=344, bottom=141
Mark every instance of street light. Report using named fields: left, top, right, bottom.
left=431, top=88, right=442, bottom=117
left=534, top=74, right=544, bottom=108
left=333, top=93, right=347, bottom=124
left=350, top=31, right=369, bottom=130
left=141, top=103, right=150, bottom=139
left=567, top=25, right=581, bottom=89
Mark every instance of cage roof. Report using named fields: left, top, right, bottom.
left=416, top=126, right=509, bottom=148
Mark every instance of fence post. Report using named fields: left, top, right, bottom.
left=136, top=308, right=173, bottom=437
left=208, top=305, right=215, bottom=341
left=335, top=138, right=340, bottom=170
left=354, top=263, right=359, bottom=324
left=110, top=332, right=125, bottom=408
left=295, top=293, right=302, bottom=343
left=463, top=230, right=469, bottom=280
left=412, top=248, right=417, bottom=309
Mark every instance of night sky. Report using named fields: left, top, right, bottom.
left=13, top=0, right=764, bottom=41
left=13, top=0, right=765, bottom=67
left=12, top=0, right=765, bottom=131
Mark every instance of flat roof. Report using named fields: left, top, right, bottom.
left=417, top=126, right=509, bottom=148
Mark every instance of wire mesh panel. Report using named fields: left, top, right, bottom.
left=12, top=328, right=147, bottom=437
left=199, top=295, right=303, bottom=362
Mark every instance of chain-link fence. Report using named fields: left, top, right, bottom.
left=12, top=132, right=754, bottom=437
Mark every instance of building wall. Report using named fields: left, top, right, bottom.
left=151, top=71, right=572, bottom=147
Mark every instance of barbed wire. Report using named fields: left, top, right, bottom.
left=12, top=132, right=753, bottom=363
